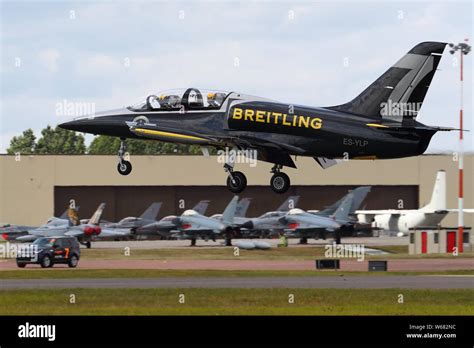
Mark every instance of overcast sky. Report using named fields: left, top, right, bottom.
left=1, top=0, right=472, bottom=153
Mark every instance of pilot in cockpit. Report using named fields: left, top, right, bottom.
left=207, top=92, right=226, bottom=108
left=158, top=94, right=181, bottom=108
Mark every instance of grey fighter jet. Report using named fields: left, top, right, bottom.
left=282, top=189, right=366, bottom=244
left=104, top=202, right=162, bottom=232
left=1, top=208, right=79, bottom=241
left=135, top=200, right=210, bottom=238
left=239, top=196, right=300, bottom=237
left=15, top=203, right=127, bottom=248
left=172, top=196, right=239, bottom=246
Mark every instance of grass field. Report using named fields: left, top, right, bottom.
left=0, top=269, right=473, bottom=279
left=0, top=288, right=472, bottom=315
left=2, top=242, right=472, bottom=261
left=75, top=245, right=473, bottom=261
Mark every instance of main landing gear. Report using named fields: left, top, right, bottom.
left=270, top=164, right=290, bottom=194
left=223, top=155, right=291, bottom=194
left=117, top=138, right=132, bottom=176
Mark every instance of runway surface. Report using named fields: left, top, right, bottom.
left=1, top=258, right=472, bottom=271
left=0, top=275, right=472, bottom=289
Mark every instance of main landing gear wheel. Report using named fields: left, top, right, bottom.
left=117, top=160, right=132, bottom=176
left=270, top=172, right=290, bottom=194
left=226, top=171, right=247, bottom=193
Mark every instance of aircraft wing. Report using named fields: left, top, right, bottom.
left=355, top=210, right=402, bottom=216
left=446, top=209, right=474, bottom=213
left=234, top=135, right=304, bottom=168
left=15, top=234, right=40, bottom=242
left=209, top=132, right=301, bottom=168
left=64, top=230, right=84, bottom=237
left=98, top=228, right=130, bottom=238
left=177, top=227, right=216, bottom=234
left=223, top=134, right=345, bottom=170
left=286, top=225, right=329, bottom=232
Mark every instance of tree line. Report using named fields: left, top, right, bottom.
left=7, top=126, right=213, bottom=155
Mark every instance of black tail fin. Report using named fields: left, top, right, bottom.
left=328, top=42, right=446, bottom=121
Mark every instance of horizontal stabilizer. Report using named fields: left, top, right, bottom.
left=356, top=210, right=402, bottom=216
left=446, top=209, right=474, bottom=213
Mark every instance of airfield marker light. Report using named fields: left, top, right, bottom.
left=449, top=39, right=471, bottom=253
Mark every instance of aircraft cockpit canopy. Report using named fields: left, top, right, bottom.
left=120, top=217, right=139, bottom=223
left=287, top=208, right=305, bottom=215
left=182, top=209, right=198, bottom=216
left=129, top=88, right=230, bottom=111
left=258, top=211, right=283, bottom=219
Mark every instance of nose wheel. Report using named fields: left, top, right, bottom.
left=117, top=139, right=132, bottom=176
left=117, top=160, right=132, bottom=176
left=223, top=151, right=247, bottom=193
left=270, top=165, right=290, bottom=193
left=225, top=166, right=247, bottom=193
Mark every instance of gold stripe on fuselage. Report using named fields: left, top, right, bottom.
left=134, top=128, right=207, bottom=141
left=366, top=123, right=389, bottom=128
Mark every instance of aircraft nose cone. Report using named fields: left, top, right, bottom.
left=58, top=120, right=79, bottom=131
left=59, top=119, right=96, bottom=133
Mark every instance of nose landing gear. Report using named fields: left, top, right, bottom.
left=270, top=164, right=290, bottom=194
left=117, top=139, right=132, bottom=176
left=224, top=153, right=247, bottom=193
left=226, top=169, right=247, bottom=193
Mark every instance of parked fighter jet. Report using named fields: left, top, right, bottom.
left=60, top=42, right=455, bottom=194
left=135, top=200, right=210, bottom=238
left=308, top=187, right=371, bottom=218
left=242, top=188, right=370, bottom=242
left=306, top=186, right=372, bottom=240
left=1, top=208, right=79, bottom=241
left=16, top=203, right=127, bottom=248
left=282, top=192, right=357, bottom=244
left=172, top=196, right=239, bottom=246
left=239, top=195, right=300, bottom=237
left=104, top=202, right=162, bottom=232
left=356, top=170, right=474, bottom=236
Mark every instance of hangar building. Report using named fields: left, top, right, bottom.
left=0, top=154, right=472, bottom=229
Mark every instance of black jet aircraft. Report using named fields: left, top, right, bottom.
left=60, top=42, right=453, bottom=194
